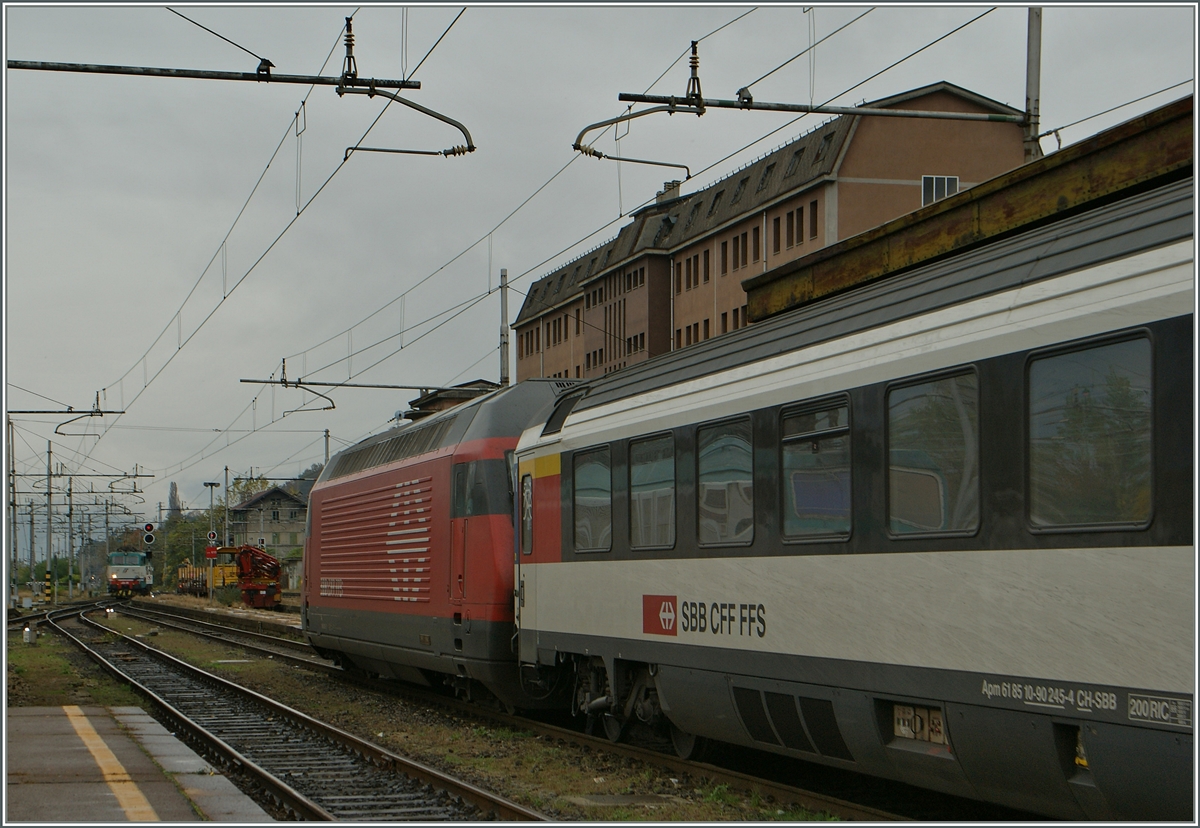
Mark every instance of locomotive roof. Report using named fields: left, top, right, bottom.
left=566, top=176, right=1193, bottom=415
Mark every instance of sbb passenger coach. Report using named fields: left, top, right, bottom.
left=303, top=180, right=1193, bottom=819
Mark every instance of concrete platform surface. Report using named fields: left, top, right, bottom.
left=6, top=706, right=274, bottom=822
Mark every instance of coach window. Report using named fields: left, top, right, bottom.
left=782, top=400, right=851, bottom=539
left=630, top=435, right=675, bottom=548
left=520, top=474, right=533, bottom=555
left=888, top=371, right=979, bottom=535
left=574, top=448, right=612, bottom=551
left=698, top=419, right=754, bottom=545
left=1028, top=337, right=1152, bottom=528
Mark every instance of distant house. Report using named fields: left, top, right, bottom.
left=229, top=486, right=307, bottom=588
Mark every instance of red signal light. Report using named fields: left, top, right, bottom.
left=144, top=523, right=154, bottom=533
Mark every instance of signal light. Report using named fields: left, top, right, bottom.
left=144, top=523, right=154, bottom=533
left=144, top=533, right=155, bottom=545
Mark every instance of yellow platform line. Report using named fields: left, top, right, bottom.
left=63, top=706, right=160, bottom=821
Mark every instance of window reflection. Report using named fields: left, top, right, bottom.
left=574, top=449, right=612, bottom=551
left=698, top=420, right=754, bottom=544
left=630, top=436, right=675, bottom=548
left=783, top=403, right=850, bottom=538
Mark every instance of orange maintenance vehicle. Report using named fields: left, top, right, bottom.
left=232, top=545, right=283, bottom=610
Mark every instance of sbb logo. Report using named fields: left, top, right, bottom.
left=642, top=594, right=677, bottom=636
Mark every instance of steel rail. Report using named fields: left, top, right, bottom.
left=50, top=610, right=334, bottom=820
left=57, top=609, right=550, bottom=821
left=127, top=600, right=902, bottom=820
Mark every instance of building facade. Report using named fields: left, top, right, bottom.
left=229, top=486, right=308, bottom=560
left=514, top=82, right=1025, bottom=380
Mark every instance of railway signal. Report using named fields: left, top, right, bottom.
left=144, top=523, right=155, bottom=545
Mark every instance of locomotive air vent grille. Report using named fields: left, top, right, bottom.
left=318, top=477, right=434, bottom=603
left=328, top=417, right=455, bottom=480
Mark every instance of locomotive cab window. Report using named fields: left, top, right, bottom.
left=782, top=400, right=851, bottom=539
left=888, top=371, right=979, bottom=536
left=630, top=434, right=675, bottom=548
left=574, top=448, right=612, bottom=552
left=1028, top=336, right=1152, bottom=528
left=698, top=418, right=754, bottom=545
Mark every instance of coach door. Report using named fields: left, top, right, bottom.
left=515, top=459, right=537, bottom=663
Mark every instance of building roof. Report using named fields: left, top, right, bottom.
left=863, top=80, right=1023, bottom=116
left=231, top=486, right=308, bottom=512
left=514, top=82, right=1018, bottom=327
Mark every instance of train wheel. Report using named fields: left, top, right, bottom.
left=669, top=721, right=710, bottom=761
left=602, top=713, right=626, bottom=743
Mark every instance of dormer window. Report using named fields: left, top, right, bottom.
left=730, top=177, right=750, bottom=204
left=784, top=147, right=805, bottom=177
left=756, top=163, right=776, bottom=192
left=707, top=190, right=724, bottom=216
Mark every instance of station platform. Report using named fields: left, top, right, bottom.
left=6, top=706, right=273, bottom=822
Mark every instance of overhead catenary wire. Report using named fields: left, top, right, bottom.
left=89, top=7, right=468, bottom=468
left=90, top=14, right=358, bottom=454
left=740, top=8, right=873, bottom=92
left=286, top=7, right=761, bottom=375
left=1038, top=79, right=1193, bottom=138
left=166, top=7, right=270, bottom=67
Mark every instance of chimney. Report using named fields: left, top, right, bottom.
left=657, top=180, right=682, bottom=203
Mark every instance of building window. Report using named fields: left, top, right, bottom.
left=289, top=510, right=298, bottom=519
left=703, top=318, right=710, bottom=340
left=733, top=308, right=740, bottom=329
left=786, top=211, right=795, bottom=247
left=752, top=226, right=760, bottom=262
left=721, top=312, right=728, bottom=334
left=721, top=241, right=728, bottom=274
left=782, top=400, right=851, bottom=538
left=630, top=435, right=675, bottom=548
left=809, top=200, right=818, bottom=239
left=756, top=162, right=776, bottom=193
left=271, top=510, right=280, bottom=521
left=731, top=176, right=749, bottom=204
left=685, top=326, right=692, bottom=346
left=675, top=264, right=682, bottom=294
left=703, top=249, right=710, bottom=282
left=888, top=371, right=979, bottom=535
left=784, top=147, right=805, bottom=177
left=922, top=175, right=959, bottom=206
left=773, top=217, right=781, bottom=254
left=796, top=206, right=804, bottom=244
left=708, top=191, right=724, bottom=216
left=1029, top=337, right=1151, bottom=527
left=698, top=418, right=754, bottom=545
left=731, top=236, right=740, bottom=270
left=576, top=308, right=580, bottom=335
left=740, top=232, right=749, bottom=267
left=675, top=329, right=682, bottom=349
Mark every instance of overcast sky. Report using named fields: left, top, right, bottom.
left=4, top=3, right=1194, bottom=549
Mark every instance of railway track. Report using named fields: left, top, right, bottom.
left=49, top=608, right=547, bottom=821
left=109, top=602, right=951, bottom=820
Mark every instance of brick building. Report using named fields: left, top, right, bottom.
left=514, top=82, right=1025, bottom=380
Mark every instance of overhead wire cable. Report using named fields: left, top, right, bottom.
left=741, top=8, right=873, bottom=91
left=5, top=383, right=75, bottom=408
left=286, top=7, right=759, bottom=372
left=684, top=8, right=997, bottom=188
left=1039, top=78, right=1193, bottom=137
left=89, top=15, right=357, bottom=458
left=166, top=7, right=269, bottom=64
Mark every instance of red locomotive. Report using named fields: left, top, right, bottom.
left=302, top=380, right=566, bottom=708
